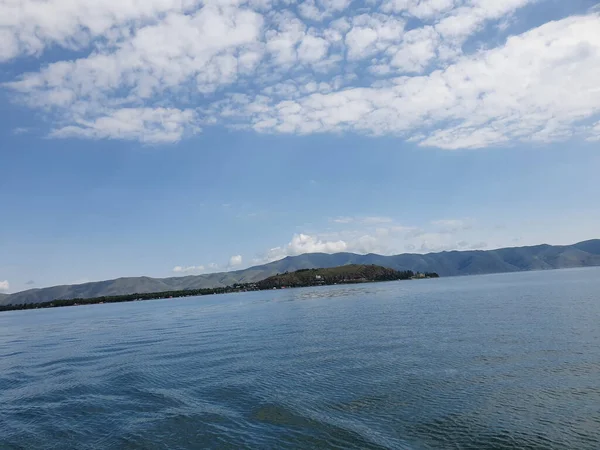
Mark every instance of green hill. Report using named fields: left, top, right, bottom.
left=256, top=265, right=432, bottom=289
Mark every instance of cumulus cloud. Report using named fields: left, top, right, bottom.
left=256, top=228, right=466, bottom=262
left=257, top=225, right=406, bottom=262
left=0, top=280, right=9, bottom=292
left=264, top=233, right=348, bottom=261
left=3, top=1, right=600, bottom=147
left=253, top=215, right=513, bottom=263
left=229, top=255, right=243, bottom=267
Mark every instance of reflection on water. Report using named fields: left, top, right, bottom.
left=1, top=268, right=599, bottom=449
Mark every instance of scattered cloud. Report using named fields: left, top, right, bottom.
left=172, top=262, right=220, bottom=274
left=229, top=255, right=243, bottom=267
left=173, top=265, right=206, bottom=274
left=25, top=280, right=35, bottom=285
left=0, top=0, right=205, bottom=61
left=51, top=108, right=199, bottom=143
left=264, top=233, right=348, bottom=262
left=587, top=121, right=600, bottom=141
left=254, top=215, right=515, bottom=262
left=13, top=127, right=30, bottom=135
left=0, top=280, right=9, bottom=292
left=299, top=0, right=352, bottom=22
left=2, top=2, right=600, bottom=147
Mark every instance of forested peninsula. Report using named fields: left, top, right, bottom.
left=0, top=265, right=438, bottom=313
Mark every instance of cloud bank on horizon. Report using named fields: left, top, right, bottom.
left=171, top=216, right=503, bottom=273
left=2, top=0, right=600, bottom=149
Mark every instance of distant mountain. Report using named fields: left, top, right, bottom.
left=0, top=294, right=8, bottom=301
left=2, top=239, right=599, bottom=306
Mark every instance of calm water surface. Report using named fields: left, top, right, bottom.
left=1, top=268, right=599, bottom=449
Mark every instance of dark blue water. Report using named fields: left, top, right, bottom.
left=1, top=268, right=599, bottom=449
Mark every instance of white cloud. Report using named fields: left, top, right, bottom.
left=588, top=121, right=600, bottom=141
left=173, top=265, right=206, bottom=274
left=299, top=0, right=352, bottom=21
left=345, top=14, right=405, bottom=60
left=435, top=0, right=534, bottom=42
left=0, top=0, right=203, bottom=62
left=252, top=214, right=526, bottom=262
left=265, top=11, right=306, bottom=65
left=3, top=1, right=600, bottom=148
left=257, top=226, right=485, bottom=262
left=257, top=221, right=415, bottom=262
left=264, top=233, right=348, bottom=261
left=380, top=0, right=456, bottom=18
left=387, top=26, right=440, bottom=73
left=229, top=255, right=243, bottom=267
left=215, top=13, right=600, bottom=148
left=6, top=4, right=263, bottom=141
left=173, top=262, right=221, bottom=274
left=26, top=5, right=262, bottom=98
left=51, top=108, right=198, bottom=143
left=297, top=34, right=330, bottom=63
left=0, top=280, right=9, bottom=292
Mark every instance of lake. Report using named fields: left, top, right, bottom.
left=1, top=268, right=599, bottom=449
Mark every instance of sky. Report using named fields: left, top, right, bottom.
left=1, top=0, right=600, bottom=294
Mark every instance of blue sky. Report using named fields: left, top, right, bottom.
left=1, top=0, right=600, bottom=293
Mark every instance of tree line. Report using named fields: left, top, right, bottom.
left=0, top=265, right=438, bottom=313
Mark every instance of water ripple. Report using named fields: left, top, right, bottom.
left=1, top=269, right=600, bottom=449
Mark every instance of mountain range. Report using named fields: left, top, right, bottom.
left=2, top=239, right=599, bottom=306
